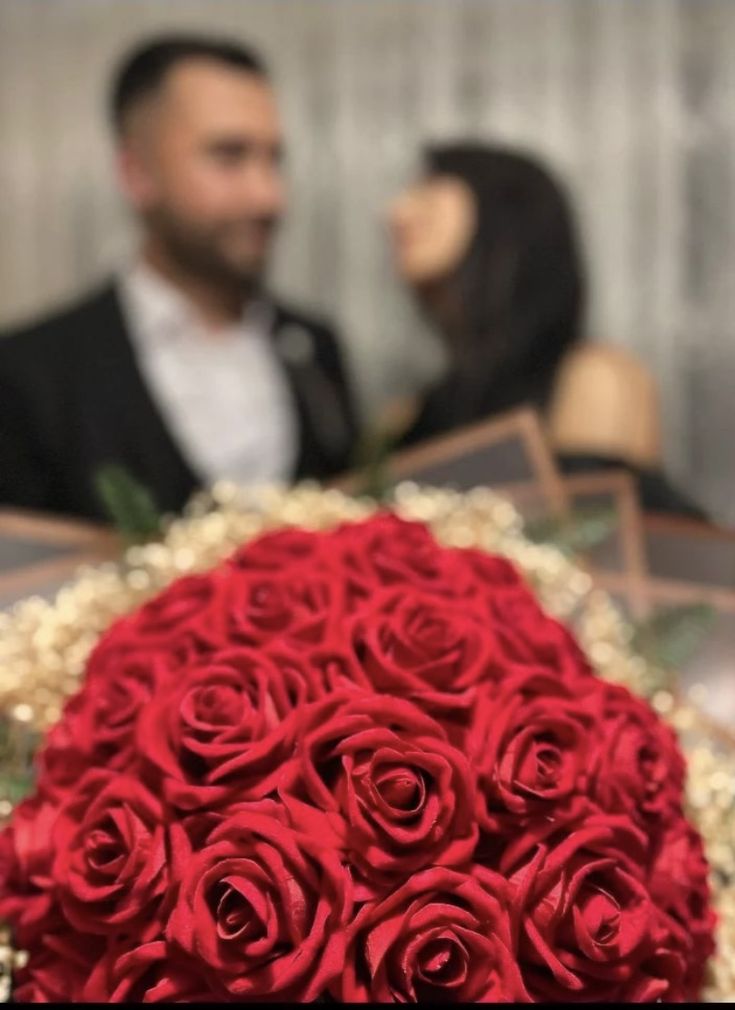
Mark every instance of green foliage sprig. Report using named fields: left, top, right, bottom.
left=93, top=463, right=164, bottom=544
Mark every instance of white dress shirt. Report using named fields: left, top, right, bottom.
left=117, top=261, right=298, bottom=488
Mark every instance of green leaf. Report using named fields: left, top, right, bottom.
left=632, top=602, right=717, bottom=670
left=525, top=505, right=620, bottom=556
left=0, top=774, right=35, bottom=805
left=349, top=427, right=398, bottom=503
left=93, top=463, right=164, bottom=543
left=0, top=717, right=39, bottom=810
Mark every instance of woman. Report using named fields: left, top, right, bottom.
left=387, top=142, right=705, bottom=519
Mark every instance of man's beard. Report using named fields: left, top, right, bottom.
left=146, top=207, right=278, bottom=297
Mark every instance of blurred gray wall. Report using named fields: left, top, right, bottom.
left=1, top=0, right=733, bottom=522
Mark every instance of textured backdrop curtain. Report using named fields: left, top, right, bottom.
left=1, top=0, right=733, bottom=522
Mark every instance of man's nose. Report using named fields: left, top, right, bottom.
left=243, top=162, right=285, bottom=216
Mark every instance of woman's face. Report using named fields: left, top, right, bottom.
left=388, top=175, right=477, bottom=286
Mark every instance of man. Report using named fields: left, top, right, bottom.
left=0, top=35, right=357, bottom=522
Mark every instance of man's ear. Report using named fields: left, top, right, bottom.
left=116, top=141, right=157, bottom=211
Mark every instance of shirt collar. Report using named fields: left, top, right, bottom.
left=119, top=258, right=274, bottom=347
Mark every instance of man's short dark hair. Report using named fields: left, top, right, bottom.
left=110, top=34, right=269, bottom=134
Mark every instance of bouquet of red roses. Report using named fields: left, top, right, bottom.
left=0, top=514, right=715, bottom=1002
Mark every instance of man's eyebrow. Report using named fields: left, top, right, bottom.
left=205, top=136, right=253, bottom=152
left=203, top=135, right=284, bottom=160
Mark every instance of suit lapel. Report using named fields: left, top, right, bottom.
left=78, top=284, right=200, bottom=512
left=270, top=306, right=352, bottom=478
left=269, top=308, right=312, bottom=475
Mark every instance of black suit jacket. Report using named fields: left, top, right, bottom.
left=0, top=282, right=357, bottom=522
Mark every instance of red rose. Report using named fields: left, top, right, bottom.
left=167, top=806, right=352, bottom=1000
left=453, top=553, right=594, bottom=684
left=280, top=693, right=478, bottom=891
left=104, top=571, right=227, bottom=659
left=648, top=814, right=717, bottom=998
left=34, top=714, right=91, bottom=802
left=260, top=642, right=335, bottom=707
left=83, top=939, right=227, bottom=1003
left=13, top=952, right=80, bottom=1003
left=629, top=945, right=689, bottom=1002
left=55, top=651, right=177, bottom=776
left=337, top=865, right=529, bottom=1002
left=589, top=682, right=686, bottom=824
left=13, top=932, right=106, bottom=1003
left=503, top=813, right=679, bottom=1000
left=330, top=513, right=476, bottom=605
left=223, top=569, right=346, bottom=647
left=52, top=769, right=167, bottom=935
left=350, top=587, right=493, bottom=711
left=84, top=631, right=182, bottom=688
left=455, top=547, right=526, bottom=592
left=13, top=954, right=72, bottom=1003
left=467, top=671, right=596, bottom=827
left=227, top=525, right=327, bottom=572
left=0, top=796, right=58, bottom=948
left=177, top=797, right=284, bottom=855
left=282, top=641, right=374, bottom=695
left=37, top=650, right=176, bottom=798
left=495, top=597, right=594, bottom=683
left=137, top=647, right=297, bottom=811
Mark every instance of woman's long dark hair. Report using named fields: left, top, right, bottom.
left=419, top=143, right=586, bottom=425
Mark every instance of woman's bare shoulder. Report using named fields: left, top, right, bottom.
left=548, top=342, right=663, bottom=467
left=556, top=343, right=656, bottom=388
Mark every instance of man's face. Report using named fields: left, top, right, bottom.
left=119, top=59, right=285, bottom=288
